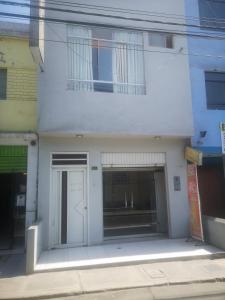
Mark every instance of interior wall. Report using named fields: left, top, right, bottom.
left=103, top=168, right=167, bottom=236
left=0, top=174, right=14, bottom=249
left=0, top=137, right=38, bottom=236
left=103, top=170, right=156, bottom=210
left=0, top=173, right=26, bottom=250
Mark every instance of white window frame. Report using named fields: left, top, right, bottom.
left=67, top=26, right=146, bottom=95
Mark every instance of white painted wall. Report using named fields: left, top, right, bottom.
left=38, top=0, right=193, bottom=137
left=38, top=136, right=189, bottom=249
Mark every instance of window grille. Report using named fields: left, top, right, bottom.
left=52, top=153, right=88, bottom=165
left=67, top=25, right=145, bottom=95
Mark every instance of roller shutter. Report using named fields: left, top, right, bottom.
left=101, top=152, right=165, bottom=168
left=0, top=146, right=27, bottom=173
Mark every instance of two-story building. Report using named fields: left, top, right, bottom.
left=31, top=0, right=194, bottom=251
left=186, top=0, right=225, bottom=248
left=0, top=22, right=38, bottom=252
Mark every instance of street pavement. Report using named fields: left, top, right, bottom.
left=0, top=256, right=225, bottom=299
left=48, top=283, right=225, bottom=300
left=0, top=254, right=25, bottom=278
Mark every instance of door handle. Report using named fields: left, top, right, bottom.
left=131, top=192, right=134, bottom=208
left=84, top=206, right=87, bottom=210
left=125, top=192, right=127, bottom=208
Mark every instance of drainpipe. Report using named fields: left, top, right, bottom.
left=35, top=133, right=39, bottom=222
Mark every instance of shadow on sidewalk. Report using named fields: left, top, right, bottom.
left=0, top=254, right=25, bottom=278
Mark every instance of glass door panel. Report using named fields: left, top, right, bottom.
left=103, top=169, right=158, bottom=237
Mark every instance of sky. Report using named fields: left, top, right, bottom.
left=0, top=0, right=30, bottom=23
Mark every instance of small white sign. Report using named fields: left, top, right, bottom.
left=221, top=122, right=225, bottom=154
left=16, top=194, right=26, bottom=207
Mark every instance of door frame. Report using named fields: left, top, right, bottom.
left=0, top=134, right=38, bottom=250
left=49, top=152, right=89, bottom=249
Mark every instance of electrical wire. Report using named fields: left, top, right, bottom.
left=12, top=0, right=225, bottom=25
left=1, top=15, right=225, bottom=61
left=2, top=0, right=225, bottom=32
left=3, top=8, right=225, bottom=44
left=4, top=1, right=223, bottom=39
left=1, top=14, right=225, bottom=91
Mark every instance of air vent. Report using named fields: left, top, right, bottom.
left=52, top=153, right=87, bottom=165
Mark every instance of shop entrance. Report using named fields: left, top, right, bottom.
left=0, top=146, right=27, bottom=251
left=198, top=156, right=225, bottom=219
left=103, top=168, right=168, bottom=238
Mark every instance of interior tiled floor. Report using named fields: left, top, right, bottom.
left=35, top=238, right=224, bottom=272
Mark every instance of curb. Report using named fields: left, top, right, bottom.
left=33, top=252, right=225, bottom=274
left=1, top=277, right=225, bottom=300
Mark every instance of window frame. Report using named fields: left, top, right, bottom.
left=67, top=26, right=146, bottom=95
left=0, top=68, right=7, bottom=100
left=205, top=71, right=225, bottom=110
left=148, top=32, right=173, bottom=49
left=198, top=0, right=225, bottom=31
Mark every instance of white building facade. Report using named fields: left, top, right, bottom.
left=32, top=0, right=194, bottom=250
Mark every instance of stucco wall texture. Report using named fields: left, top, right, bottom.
left=38, top=0, right=194, bottom=137
left=0, top=37, right=37, bottom=132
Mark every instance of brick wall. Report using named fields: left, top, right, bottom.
left=0, top=36, right=38, bottom=132
left=7, top=68, right=37, bottom=102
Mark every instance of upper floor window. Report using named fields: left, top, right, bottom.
left=67, top=25, right=145, bottom=95
left=199, top=0, right=225, bottom=30
left=0, top=69, right=7, bottom=100
left=205, top=71, right=225, bottom=110
left=149, top=32, right=173, bottom=49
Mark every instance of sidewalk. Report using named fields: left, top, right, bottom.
left=49, top=283, right=225, bottom=300
left=1, top=258, right=225, bottom=299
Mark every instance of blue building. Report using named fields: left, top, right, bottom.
left=186, top=1, right=225, bottom=222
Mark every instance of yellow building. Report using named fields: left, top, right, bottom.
left=0, top=22, right=38, bottom=252
left=0, top=22, right=37, bottom=131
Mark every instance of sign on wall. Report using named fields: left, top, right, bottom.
left=185, top=147, right=203, bottom=166
left=187, top=164, right=204, bottom=241
left=220, top=122, right=225, bottom=154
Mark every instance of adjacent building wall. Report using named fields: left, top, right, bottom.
left=185, top=0, right=225, bottom=151
left=0, top=26, right=37, bottom=132
left=0, top=23, right=38, bottom=234
left=38, top=136, right=189, bottom=249
left=186, top=1, right=225, bottom=248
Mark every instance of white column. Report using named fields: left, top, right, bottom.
left=26, top=142, right=38, bottom=230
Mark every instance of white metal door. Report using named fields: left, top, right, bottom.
left=50, top=168, right=87, bottom=247
left=67, top=170, right=87, bottom=245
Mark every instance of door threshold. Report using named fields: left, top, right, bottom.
left=104, top=224, right=157, bottom=230
left=104, top=233, right=166, bottom=244
left=0, top=248, right=25, bottom=255
left=50, top=243, right=87, bottom=250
